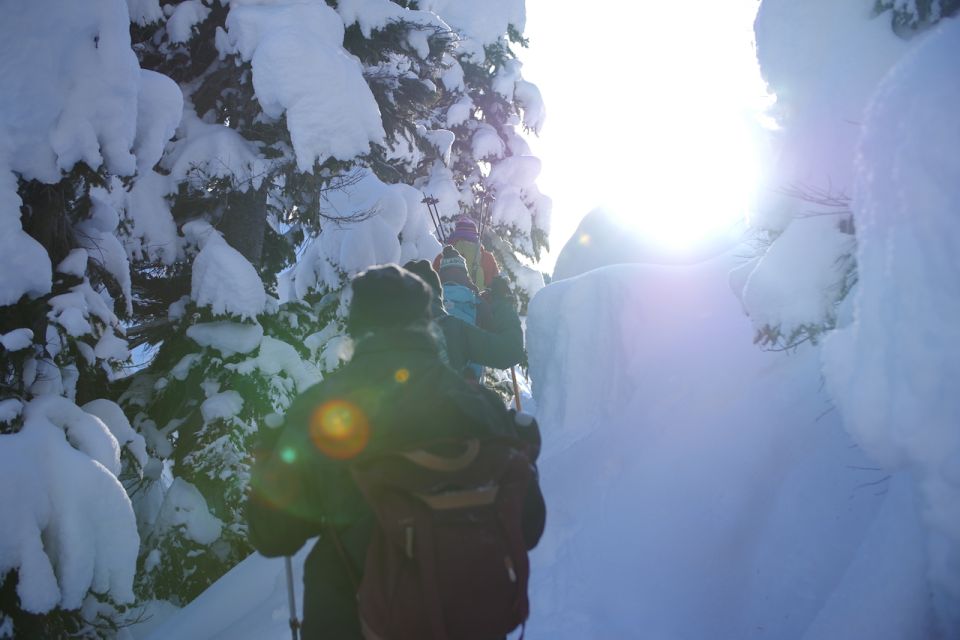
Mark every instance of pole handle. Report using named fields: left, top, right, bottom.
left=423, top=195, right=446, bottom=244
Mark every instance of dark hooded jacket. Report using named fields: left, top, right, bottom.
left=246, top=327, right=542, bottom=639
left=432, top=298, right=523, bottom=376
left=403, top=258, right=523, bottom=375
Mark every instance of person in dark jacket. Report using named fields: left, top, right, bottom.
left=246, top=265, right=542, bottom=639
left=403, top=259, right=524, bottom=377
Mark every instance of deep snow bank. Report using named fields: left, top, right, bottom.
left=525, top=257, right=934, bottom=639
left=552, top=207, right=737, bottom=282
left=823, top=18, right=960, bottom=636
left=138, top=546, right=310, bottom=640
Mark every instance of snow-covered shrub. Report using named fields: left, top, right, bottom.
left=746, top=0, right=959, bottom=350
left=874, top=0, right=960, bottom=35
left=740, top=216, right=856, bottom=349
left=744, top=0, right=909, bottom=348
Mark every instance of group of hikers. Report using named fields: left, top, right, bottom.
left=246, top=215, right=546, bottom=639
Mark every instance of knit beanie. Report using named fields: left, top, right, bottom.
left=346, top=264, right=432, bottom=338
left=437, top=245, right=477, bottom=290
left=448, top=216, right=479, bottom=243
left=403, top=259, right=442, bottom=296
left=438, top=245, right=468, bottom=274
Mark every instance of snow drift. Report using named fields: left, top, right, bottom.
left=525, top=258, right=934, bottom=639
left=823, top=18, right=960, bottom=636
left=552, top=207, right=737, bottom=282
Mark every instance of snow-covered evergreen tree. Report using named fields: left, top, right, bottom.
left=740, top=0, right=888, bottom=349
left=0, top=0, right=181, bottom=635
left=411, top=1, right=551, bottom=303
left=117, top=0, right=548, bottom=605
left=741, top=0, right=958, bottom=350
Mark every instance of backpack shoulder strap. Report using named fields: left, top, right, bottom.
left=400, top=439, right=479, bottom=471
left=325, top=523, right=360, bottom=592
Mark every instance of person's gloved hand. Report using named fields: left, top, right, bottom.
left=488, top=275, right=513, bottom=302
left=509, top=408, right=541, bottom=462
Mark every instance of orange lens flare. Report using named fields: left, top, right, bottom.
left=308, top=399, right=370, bottom=460
left=394, top=368, right=410, bottom=384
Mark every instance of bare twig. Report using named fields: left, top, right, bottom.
left=777, top=181, right=852, bottom=218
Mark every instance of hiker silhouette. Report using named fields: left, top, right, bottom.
left=404, top=258, right=523, bottom=383
left=246, top=264, right=544, bottom=639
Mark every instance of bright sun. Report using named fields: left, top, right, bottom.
left=603, top=116, right=760, bottom=250
left=521, top=1, right=769, bottom=261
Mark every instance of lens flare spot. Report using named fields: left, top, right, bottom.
left=279, top=447, right=297, bottom=464
left=309, top=400, right=370, bottom=459
left=394, top=368, right=410, bottom=384
left=578, top=233, right=591, bottom=246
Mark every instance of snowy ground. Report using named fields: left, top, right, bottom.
left=137, top=252, right=934, bottom=639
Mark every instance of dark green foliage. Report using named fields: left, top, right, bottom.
left=529, top=226, right=549, bottom=264
left=875, top=0, right=960, bottom=35
left=125, top=292, right=339, bottom=603
left=343, top=20, right=458, bottom=182
left=127, top=261, right=192, bottom=350
left=131, top=2, right=230, bottom=86
left=1, top=571, right=93, bottom=639
left=506, top=24, right=529, bottom=47
left=0, top=569, right=134, bottom=639
left=1, top=171, right=126, bottom=413
left=750, top=219, right=857, bottom=352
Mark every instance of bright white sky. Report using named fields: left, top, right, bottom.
left=520, top=1, right=770, bottom=268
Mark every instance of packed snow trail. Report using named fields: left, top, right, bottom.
left=140, top=253, right=932, bottom=639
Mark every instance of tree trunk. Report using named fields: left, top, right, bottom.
left=219, top=185, right=267, bottom=269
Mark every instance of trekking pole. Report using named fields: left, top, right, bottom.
left=473, top=192, right=491, bottom=285
left=429, top=198, right=445, bottom=244
left=478, top=191, right=491, bottom=240
left=284, top=556, right=301, bottom=640
left=422, top=195, right=446, bottom=244
left=510, top=366, right=523, bottom=412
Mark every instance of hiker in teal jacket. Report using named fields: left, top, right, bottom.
left=246, top=265, right=543, bottom=639
left=403, top=259, right=524, bottom=378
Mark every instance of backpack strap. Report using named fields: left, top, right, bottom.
left=415, top=485, right=499, bottom=510
left=400, top=439, right=479, bottom=472
left=411, top=505, right=450, bottom=640
left=326, top=523, right=360, bottom=593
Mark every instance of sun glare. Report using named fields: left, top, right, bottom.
left=522, top=1, right=768, bottom=260
left=604, top=119, right=760, bottom=250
